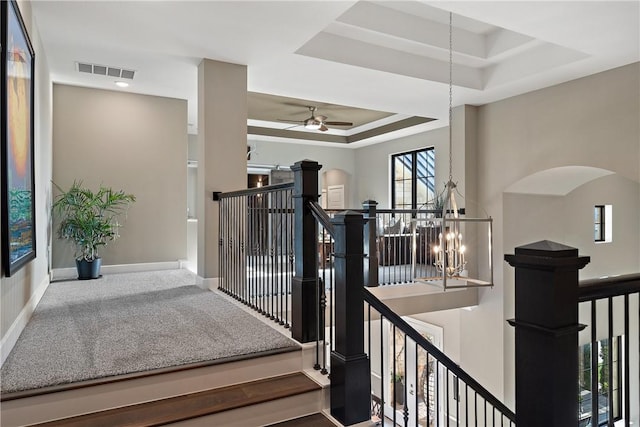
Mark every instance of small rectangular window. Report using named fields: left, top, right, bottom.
left=594, top=205, right=605, bottom=242
left=594, top=205, right=613, bottom=243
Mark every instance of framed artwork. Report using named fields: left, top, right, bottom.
left=1, top=0, right=36, bottom=276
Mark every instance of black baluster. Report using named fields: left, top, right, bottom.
left=380, top=314, right=385, bottom=424
left=624, top=294, right=630, bottom=426
left=403, top=334, right=408, bottom=427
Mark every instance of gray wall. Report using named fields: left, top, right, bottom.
left=52, top=84, right=187, bottom=268
left=1, top=0, right=53, bottom=357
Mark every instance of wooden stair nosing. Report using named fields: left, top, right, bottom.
left=32, top=372, right=320, bottom=427
left=266, top=413, right=337, bottom=427
left=1, top=345, right=301, bottom=402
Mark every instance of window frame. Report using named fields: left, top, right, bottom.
left=390, top=147, right=435, bottom=212
left=594, top=205, right=605, bottom=242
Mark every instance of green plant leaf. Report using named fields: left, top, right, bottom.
left=52, top=181, right=135, bottom=261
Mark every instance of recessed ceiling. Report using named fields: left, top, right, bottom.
left=247, top=92, right=434, bottom=144
left=31, top=1, right=640, bottom=145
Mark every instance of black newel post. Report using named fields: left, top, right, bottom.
left=362, top=200, right=379, bottom=287
left=291, top=160, right=322, bottom=343
left=330, top=211, right=371, bottom=426
left=504, top=240, right=590, bottom=427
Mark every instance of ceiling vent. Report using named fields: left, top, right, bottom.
left=76, top=62, right=135, bottom=80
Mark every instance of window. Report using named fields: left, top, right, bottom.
left=594, top=205, right=613, bottom=243
left=578, top=337, right=622, bottom=427
left=594, top=205, right=605, bottom=242
left=391, top=148, right=435, bottom=211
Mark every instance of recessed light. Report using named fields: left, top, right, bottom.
left=115, top=81, right=129, bottom=88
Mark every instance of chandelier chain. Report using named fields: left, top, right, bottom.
left=448, top=11, right=453, bottom=183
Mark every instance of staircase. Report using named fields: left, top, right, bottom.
left=0, top=345, right=337, bottom=426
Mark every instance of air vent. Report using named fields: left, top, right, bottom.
left=76, top=62, right=136, bottom=80
left=77, top=63, right=92, bottom=73
left=121, top=69, right=135, bottom=79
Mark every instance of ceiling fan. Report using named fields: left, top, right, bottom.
left=279, top=106, right=353, bottom=132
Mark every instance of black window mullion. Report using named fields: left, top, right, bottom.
left=411, top=151, right=418, bottom=215
left=595, top=205, right=605, bottom=242
left=391, top=156, right=396, bottom=209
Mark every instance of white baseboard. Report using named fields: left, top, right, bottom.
left=51, top=261, right=182, bottom=281
left=196, top=276, right=219, bottom=291
left=1, top=274, right=50, bottom=366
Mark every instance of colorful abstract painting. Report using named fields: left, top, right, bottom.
left=2, top=0, right=36, bottom=276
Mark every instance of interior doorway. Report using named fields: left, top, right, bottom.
left=383, top=317, right=443, bottom=427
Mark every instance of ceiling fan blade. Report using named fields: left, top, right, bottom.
left=277, top=119, right=306, bottom=123
left=319, top=124, right=329, bottom=132
left=284, top=124, right=301, bottom=130
left=315, top=115, right=327, bottom=122
left=324, top=121, right=353, bottom=126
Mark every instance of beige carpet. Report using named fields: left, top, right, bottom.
left=1, top=269, right=298, bottom=394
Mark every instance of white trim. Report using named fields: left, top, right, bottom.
left=196, top=276, right=219, bottom=291
left=1, top=274, right=50, bottom=366
left=50, top=261, right=182, bottom=281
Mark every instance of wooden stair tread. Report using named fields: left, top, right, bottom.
left=266, top=413, right=337, bottom=427
left=34, top=372, right=320, bottom=427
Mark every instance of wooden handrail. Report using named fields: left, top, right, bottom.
left=218, top=181, right=294, bottom=199
left=309, top=201, right=335, bottom=237
left=578, top=272, right=640, bottom=302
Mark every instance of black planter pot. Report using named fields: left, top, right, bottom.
left=76, top=258, right=102, bottom=280
left=394, top=379, right=404, bottom=406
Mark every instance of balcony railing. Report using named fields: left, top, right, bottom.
left=215, top=159, right=639, bottom=427
left=577, top=273, right=640, bottom=427
left=217, top=182, right=294, bottom=327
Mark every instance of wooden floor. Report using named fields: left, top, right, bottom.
left=33, top=373, right=320, bottom=427
left=267, top=413, right=337, bottom=427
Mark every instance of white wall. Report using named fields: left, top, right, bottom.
left=1, top=0, right=53, bottom=364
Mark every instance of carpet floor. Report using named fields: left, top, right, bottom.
left=0, top=269, right=298, bottom=394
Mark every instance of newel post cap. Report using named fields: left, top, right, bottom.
left=504, top=240, right=590, bottom=270
left=291, top=159, right=322, bottom=172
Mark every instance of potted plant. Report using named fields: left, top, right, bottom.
left=432, top=188, right=446, bottom=218
left=52, top=181, right=135, bottom=279
left=392, top=373, right=405, bottom=406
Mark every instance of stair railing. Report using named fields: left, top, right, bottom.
left=296, top=160, right=514, bottom=426
left=217, top=181, right=294, bottom=328
left=578, top=273, right=640, bottom=427
left=505, top=242, right=639, bottom=427
left=364, top=288, right=516, bottom=426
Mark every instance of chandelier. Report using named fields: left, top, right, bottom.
left=433, top=182, right=466, bottom=277
left=428, top=12, right=493, bottom=290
